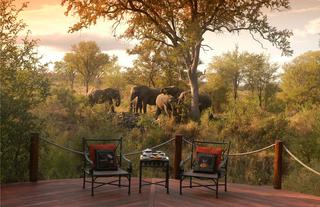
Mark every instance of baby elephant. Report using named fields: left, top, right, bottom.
left=155, top=94, right=178, bottom=119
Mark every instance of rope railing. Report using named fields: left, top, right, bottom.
left=32, top=133, right=319, bottom=189
left=183, top=138, right=275, bottom=156
left=40, top=137, right=83, bottom=155
left=124, top=138, right=175, bottom=156
left=229, top=144, right=275, bottom=156
left=283, top=145, right=320, bottom=176
left=40, top=136, right=175, bottom=157
left=182, top=138, right=192, bottom=145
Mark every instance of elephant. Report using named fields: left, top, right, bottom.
left=88, top=88, right=121, bottom=112
left=129, top=96, right=142, bottom=113
left=160, top=86, right=184, bottom=98
left=155, top=94, right=178, bottom=119
left=129, top=85, right=160, bottom=113
left=178, top=91, right=212, bottom=113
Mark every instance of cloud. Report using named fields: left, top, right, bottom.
left=27, top=33, right=132, bottom=51
left=284, top=6, right=320, bottom=14
left=267, top=5, right=320, bottom=17
left=293, top=17, right=320, bottom=37
left=305, top=17, right=320, bottom=34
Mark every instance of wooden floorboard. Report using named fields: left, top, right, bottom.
left=1, top=178, right=320, bottom=207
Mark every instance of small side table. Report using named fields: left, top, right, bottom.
left=139, top=159, right=169, bottom=194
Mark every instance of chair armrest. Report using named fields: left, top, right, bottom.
left=84, top=152, right=93, bottom=166
left=121, top=154, right=132, bottom=173
left=217, top=155, right=228, bottom=171
left=179, top=153, right=192, bottom=172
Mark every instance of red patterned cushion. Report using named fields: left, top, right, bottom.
left=196, top=146, right=223, bottom=166
left=89, top=144, right=117, bottom=166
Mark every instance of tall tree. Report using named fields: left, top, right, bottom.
left=70, top=41, right=110, bottom=94
left=63, top=0, right=292, bottom=119
left=243, top=53, right=278, bottom=108
left=126, top=40, right=187, bottom=87
left=0, top=0, right=49, bottom=182
left=279, top=51, right=320, bottom=109
left=208, top=47, right=244, bottom=101
left=54, top=53, right=78, bottom=90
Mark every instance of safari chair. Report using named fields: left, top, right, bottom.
left=82, top=137, right=132, bottom=196
left=179, top=139, right=230, bottom=198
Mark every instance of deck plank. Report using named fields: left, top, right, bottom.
left=1, top=178, right=319, bottom=207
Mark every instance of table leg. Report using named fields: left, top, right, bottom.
left=166, top=163, right=169, bottom=194
left=139, top=162, right=142, bottom=193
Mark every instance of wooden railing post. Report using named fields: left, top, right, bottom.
left=30, top=133, right=39, bottom=182
left=273, top=140, right=283, bottom=189
left=174, top=134, right=183, bottom=179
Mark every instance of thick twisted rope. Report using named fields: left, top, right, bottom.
left=229, top=144, right=275, bottom=156
left=124, top=138, right=175, bottom=156
left=182, top=138, right=192, bottom=145
left=40, top=137, right=83, bottom=155
left=40, top=136, right=174, bottom=157
left=284, top=145, right=320, bottom=176
left=183, top=138, right=275, bottom=156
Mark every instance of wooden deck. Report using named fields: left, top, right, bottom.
left=2, top=178, right=320, bottom=207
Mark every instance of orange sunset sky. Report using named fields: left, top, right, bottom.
left=17, top=0, right=320, bottom=70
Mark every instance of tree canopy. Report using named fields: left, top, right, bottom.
left=279, top=51, right=320, bottom=109
left=62, top=0, right=292, bottom=120
left=0, top=0, right=49, bottom=182
left=68, top=41, right=110, bottom=94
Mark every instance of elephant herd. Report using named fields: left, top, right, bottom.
left=88, top=85, right=212, bottom=120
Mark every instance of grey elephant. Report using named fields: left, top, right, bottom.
left=129, top=85, right=160, bottom=113
left=88, top=88, right=121, bottom=112
left=155, top=94, right=178, bottom=119
left=129, top=96, right=142, bottom=113
left=178, top=91, right=212, bottom=112
left=160, top=86, right=184, bottom=98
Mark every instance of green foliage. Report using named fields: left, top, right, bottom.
left=54, top=53, right=78, bottom=90
left=208, top=46, right=244, bottom=101
left=65, top=41, right=111, bottom=94
left=206, top=50, right=279, bottom=111
left=279, top=51, right=320, bottom=110
left=0, top=0, right=50, bottom=182
left=100, top=56, right=127, bottom=90
left=125, top=40, right=188, bottom=88
left=63, top=0, right=293, bottom=120
left=203, top=68, right=230, bottom=113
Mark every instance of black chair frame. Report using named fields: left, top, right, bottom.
left=179, top=139, right=230, bottom=198
left=82, top=137, right=132, bottom=196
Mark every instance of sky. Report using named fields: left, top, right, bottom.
left=17, top=0, right=320, bottom=71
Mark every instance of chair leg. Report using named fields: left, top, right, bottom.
left=128, top=175, right=131, bottom=195
left=83, top=171, right=86, bottom=189
left=216, top=179, right=218, bottom=199
left=119, top=175, right=121, bottom=187
left=91, top=175, right=94, bottom=196
left=190, top=177, right=192, bottom=188
left=180, top=176, right=183, bottom=195
left=225, top=174, right=227, bottom=192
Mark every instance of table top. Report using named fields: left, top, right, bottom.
left=140, top=158, right=169, bottom=167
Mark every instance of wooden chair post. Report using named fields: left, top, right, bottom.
left=30, top=133, right=39, bottom=182
left=273, top=140, right=283, bottom=189
left=174, top=134, right=183, bottom=179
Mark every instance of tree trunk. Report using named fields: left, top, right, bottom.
left=70, top=79, right=74, bottom=90
left=189, top=71, right=200, bottom=120
left=85, top=80, right=89, bottom=95
left=187, top=41, right=202, bottom=121
left=233, top=80, right=238, bottom=101
left=258, top=87, right=263, bottom=108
